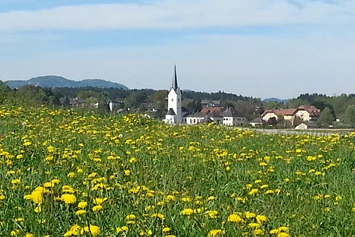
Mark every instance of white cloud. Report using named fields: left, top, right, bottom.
left=0, top=32, right=64, bottom=44
left=0, top=0, right=354, bottom=32
left=1, top=32, right=355, bottom=98
left=1, top=0, right=354, bottom=98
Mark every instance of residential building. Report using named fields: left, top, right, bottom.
left=261, top=109, right=297, bottom=123
left=295, top=105, right=320, bottom=122
left=187, top=107, right=246, bottom=126
left=249, top=118, right=267, bottom=127
left=107, top=99, right=123, bottom=112
left=261, top=105, right=321, bottom=125
left=221, top=107, right=246, bottom=126
left=295, top=121, right=319, bottom=130
left=201, top=100, right=221, bottom=108
left=187, top=110, right=223, bottom=125
left=201, top=107, right=223, bottom=114
left=141, top=101, right=158, bottom=113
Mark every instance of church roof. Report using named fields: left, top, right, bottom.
left=172, top=64, right=179, bottom=91
left=166, top=108, right=176, bottom=116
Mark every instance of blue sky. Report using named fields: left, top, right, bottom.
left=0, top=0, right=355, bottom=98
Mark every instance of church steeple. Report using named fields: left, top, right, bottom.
left=172, top=64, right=178, bottom=90
left=165, top=64, right=182, bottom=124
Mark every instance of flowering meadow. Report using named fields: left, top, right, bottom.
left=1, top=106, right=355, bottom=237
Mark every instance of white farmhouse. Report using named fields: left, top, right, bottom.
left=221, top=108, right=246, bottom=126
left=187, top=110, right=223, bottom=125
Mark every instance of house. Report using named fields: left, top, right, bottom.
left=201, top=107, right=223, bottom=114
left=187, top=107, right=245, bottom=126
left=335, top=113, right=344, bottom=123
left=261, top=109, right=297, bottom=123
left=187, top=110, right=223, bottom=125
left=107, top=99, right=123, bottom=112
left=295, top=105, right=320, bottom=122
left=201, top=100, right=221, bottom=108
left=262, top=105, right=321, bottom=125
left=220, top=107, right=246, bottom=126
left=249, top=118, right=267, bottom=127
left=141, top=101, right=158, bottom=113
left=295, top=121, right=319, bottom=130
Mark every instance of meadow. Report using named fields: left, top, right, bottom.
left=1, top=106, right=355, bottom=237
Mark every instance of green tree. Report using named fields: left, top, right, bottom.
left=319, top=107, right=335, bottom=126
left=286, top=99, right=309, bottom=109
left=125, top=91, right=148, bottom=108
left=16, top=85, right=48, bottom=106
left=0, top=81, right=11, bottom=104
left=151, top=90, right=168, bottom=103
left=77, top=90, right=100, bottom=100
left=63, top=97, right=70, bottom=107
left=344, top=105, right=355, bottom=128
left=186, top=99, right=202, bottom=114
left=264, top=101, right=283, bottom=110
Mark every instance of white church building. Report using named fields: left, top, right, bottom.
left=165, top=65, right=183, bottom=124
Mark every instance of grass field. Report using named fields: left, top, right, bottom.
left=1, top=106, right=355, bottom=237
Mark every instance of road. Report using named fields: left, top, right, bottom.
left=241, top=128, right=351, bottom=137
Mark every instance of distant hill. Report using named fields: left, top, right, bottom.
left=262, top=98, right=289, bottom=104
left=5, top=76, right=129, bottom=90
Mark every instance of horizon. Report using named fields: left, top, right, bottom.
left=1, top=0, right=354, bottom=98
left=4, top=74, right=341, bottom=101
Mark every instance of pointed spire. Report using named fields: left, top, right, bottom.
left=172, top=64, right=178, bottom=90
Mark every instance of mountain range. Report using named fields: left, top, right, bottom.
left=5, top=76, right=129, bottom=90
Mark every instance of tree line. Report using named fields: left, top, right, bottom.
left=0, top=81, right=261, bottom=119
left=2, top=81, right=355, bottom=127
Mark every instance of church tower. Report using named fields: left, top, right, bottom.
left=165, top=65, right=182, bottom=124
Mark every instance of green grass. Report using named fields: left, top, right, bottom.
left=1, top=106, right=355, bottom=237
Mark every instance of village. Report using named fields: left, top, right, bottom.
left=164, top=65, right=330, bottom=130
left=59, top=65, right=348, bottom=130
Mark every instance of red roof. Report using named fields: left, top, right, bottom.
left=200, top=107, right=223, bottom=114
left=262, top=109, right=297, bottom=117
left=297, top=105, right=320, bottom=117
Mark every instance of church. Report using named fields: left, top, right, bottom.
left=165, top=65, right=184, bottom=124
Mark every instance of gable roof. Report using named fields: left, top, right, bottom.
left=297, top=105, right=320, bottom=117
left=188, top=110, right=222, bottom=118
left=297, top=121, right=319, bottom=128
left=201, top=107, right=223, bottom=114
left=250, top=118, right=267, bottom=124
left=166, top=108, right=176, bottom=116
left=262, top=109, right=297, bottom=117
left=221, top=107, right=245, bottom=117
left=200, top=116, right=214, bottom=124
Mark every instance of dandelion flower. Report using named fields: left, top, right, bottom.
left=61, top=194, right=77, bottom=204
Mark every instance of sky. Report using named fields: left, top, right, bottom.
left=0, top=0, right=355, bottom=99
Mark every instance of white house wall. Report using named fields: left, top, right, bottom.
left=262, top=112, right=278, bottom=122
left=223, top=117, right=246, bottom=126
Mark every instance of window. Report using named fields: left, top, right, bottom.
left=171, top=98, right=174, bottom=102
